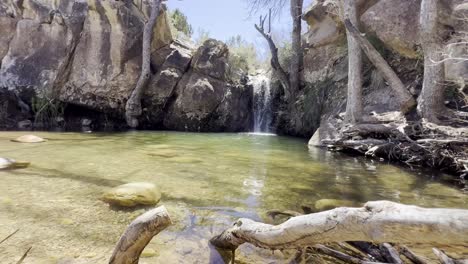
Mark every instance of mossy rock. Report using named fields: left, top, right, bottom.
left=11, top=135, right=46, bottom=143
left=314, top=199, right=361, bottom=212
left=102, top=182, right=161, bottom=207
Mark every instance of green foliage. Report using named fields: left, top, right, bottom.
left=195, top=28, right=211, bottom=46
left=278, top=41, right=293, bottom=70
left=225, top=35, right=262, bottom=77
left=32, top=96, right=65, bottom=126
left=169, top=9, right=193, bottom=39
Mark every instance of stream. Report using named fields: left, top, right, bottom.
left=0, top=131, right=467, bottom=263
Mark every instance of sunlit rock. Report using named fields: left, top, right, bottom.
left=12, top=134, right=46, bottom=143
left=102, top=182, right=161, bottom=207
left=0, top=158, right=30, bottom=170
left=141, top=248, right=158, bottom=258
left=314, top=199, right=360, bottom=212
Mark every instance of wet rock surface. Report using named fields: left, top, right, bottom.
left=101, top=182, right=162, bottom=207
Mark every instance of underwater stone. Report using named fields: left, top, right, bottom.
left=0, top=158, right=30, bottom=170
left=102, top=182, right=161, bottom=207
left=314, top=199, right=361, bottom=212
left=12, top=134, right=46, bottom=143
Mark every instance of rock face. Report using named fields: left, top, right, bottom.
left=0, top=1, right=252, bottom=132
left=101, top=182, right=161, bottom=207
left=162, top=39, right=252, bottom=132
left=275, top=0, right=466, bottom=138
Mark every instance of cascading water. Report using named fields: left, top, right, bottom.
left=250, top=72, right=273, bottom=133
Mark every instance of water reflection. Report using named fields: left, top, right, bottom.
left=0, top=131, right=466, bottom=263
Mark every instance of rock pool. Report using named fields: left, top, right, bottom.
left=0, top=131, right=466, bottom=263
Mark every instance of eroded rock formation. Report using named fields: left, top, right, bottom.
left=274, top=0, right=467, bottom=138
left=0, top=0, right=252, bottom=131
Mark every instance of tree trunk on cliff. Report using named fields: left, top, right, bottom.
left=210, top=201, right=468, bottom=251
left=342, top=0, right=364, bottom=124
left=289, top=0, right=304, bottom=98
left=343, top=19, right=416, bottom=114
left=125, top=0, right=163, bottom=128
left=255, top=11, right=291, bottom=99
left=418, top=0, right=447, bottom=123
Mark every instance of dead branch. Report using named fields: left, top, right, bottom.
left=313, top=244, right=388, bottom=264
left=397, top=245, right=428, bottom=264
left=379, top=243, right=403, bottom=264
left=210, top=201, right=468, bottom=251
left=109, top=206, right=172, bottom=264
left=254, top=9, right=291, bottom=99
left=0, top=229, right=19, bottom=245
left=343, top=19, right=416, bottom=113
left=16, top=246, right=32, bottom=264
left=433, top=248, right=455, bottom=264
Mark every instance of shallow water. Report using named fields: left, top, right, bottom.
left=0, top=131, right=466, bottom=263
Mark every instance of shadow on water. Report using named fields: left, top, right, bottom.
left=8, top=166, right=128, bottom=187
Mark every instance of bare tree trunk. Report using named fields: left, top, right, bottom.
left=418, top=0, right=446, bottom=123
left=289, top=0, right=304, bottom=98
left=211, top=201, right=468, bottom=251
left=343, top=20, right=416, bottom=114
left=342, top=0, right=364, bottom=124
left=109, top=206, right=172, bottom=264
left=125, top=0, right=163, bottom=128
left=255, top=11, right=291, bottom=100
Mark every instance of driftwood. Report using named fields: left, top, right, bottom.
left=323, top=121, right=468, bottom=176
left=109, top=206, right=172, bottom=264
left=0, top=229, right=19, bottom=245
left=343, top=19, right=416, bottom=114
left=210, top=201, right=468, bottom=251
left=379, top=243, right=403, bottom=264
left=397, top=245, right=428, bottom=264
left=16, top=246, right=32, bottom=264
left=312, top=244, right=388, bottom=264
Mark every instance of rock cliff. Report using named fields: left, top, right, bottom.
left=0, top=0, right=252, bottom=131
left=274, top=0, right=467, bottom=138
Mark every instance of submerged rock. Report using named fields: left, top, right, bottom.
left=102, top=182, right=161, bottom=207
left=314, top=199, right=360, bottom=212
left=12, top=135, right=46, bottom=143
left=0, top=158, right=30, bottom=170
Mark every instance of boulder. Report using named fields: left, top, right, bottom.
left=163, top=39, right=252, bottom=132
left=101, top=182, right=161, bottom=207
left=0, top=158, right=30, bottom=170
left=17, top=120, right=32, bottom=129
left=361, top=0, right=421, bottom=58
left=142, top=42, right=194, bottom=126
left=191, top=39, right=229, bottom=80
left=12, top=134, right=46, bottom=143
left=0, top=89, right=31, bottom=129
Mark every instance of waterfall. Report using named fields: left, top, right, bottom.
left=250, top=72, right=272, bottom=133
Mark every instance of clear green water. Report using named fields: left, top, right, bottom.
left=0, top=131, right=466, bottom=263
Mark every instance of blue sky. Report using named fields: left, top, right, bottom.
left=167, top=0, right=313, bottom=56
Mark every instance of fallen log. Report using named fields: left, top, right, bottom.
left=379, top=243, right=403, bottom=264
left=343, top=19, right=416, bottom=114
left=397, top=245, right=428, bottom=264
left=109, top=206, right=172, bottom=264
left=210, top=201, right=468, bottom=251
left=313, top=244, right=388, bottom=264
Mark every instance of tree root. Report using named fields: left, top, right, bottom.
left=322, top=120, right=468, bottom=177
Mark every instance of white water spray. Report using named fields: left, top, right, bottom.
left=250, top=72, right=272, bottom=133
